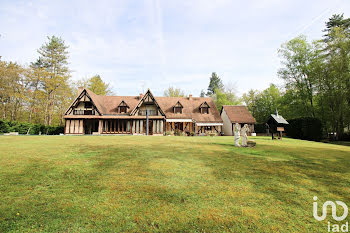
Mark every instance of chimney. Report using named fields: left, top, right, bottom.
left=189, top=94, right=192, bottom=100
left=139, top=93, right=144, bottom=99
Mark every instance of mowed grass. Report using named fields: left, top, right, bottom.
left=0, top=136, right=349, bottom=232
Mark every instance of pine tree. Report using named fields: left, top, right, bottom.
left=207, top=72, right=223, bottom=96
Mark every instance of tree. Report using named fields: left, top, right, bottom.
left=242, top=84, right=282, bottom=123
left=163, top=86, right=185, bottom=97
left=200, top=89, right=205, bottom=97
left=207, top=72, right=223, bottom=96
left=84, top=75, right=113, bottom=95
left=242, top=89, right=259, bottom=117
left=37, top=35, right=70, bottom=125
left=323, top=14, right=350, bottom=40
left=213, top=88, right=241, bottom=112
left=278, top=35, right=320, bottom=117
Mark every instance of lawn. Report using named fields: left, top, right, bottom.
left=0, top=136, right=349, bottom=232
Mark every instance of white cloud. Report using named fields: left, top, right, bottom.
left=1, top=0, right=349, bottom=97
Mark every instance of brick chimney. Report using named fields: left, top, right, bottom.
left=188, top=94, right=192, bottom=100
left=139, top=93, right=144, bottom=99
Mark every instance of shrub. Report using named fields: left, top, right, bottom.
left=0, top=120, right=63, bottom=135
left=254, top=123, right=266, bottom=134
left=190, top=132, right=195, bottom=136
left=165, top=131, right=172, bottom=136
left=174, top=129, right=181, bottom=136
left=286, top=117, right=323, bottom=141
left=0, top=120, right=10, bottom=133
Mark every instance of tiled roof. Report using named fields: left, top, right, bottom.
left=74, top=89, right=223, bottom=123
left=221, top=105, right=256, bottom=124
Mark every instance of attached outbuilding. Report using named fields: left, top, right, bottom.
left=220, top=105, right=256, bottom=136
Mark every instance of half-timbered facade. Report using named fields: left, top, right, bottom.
left=64, top=88, right=223, bottom=135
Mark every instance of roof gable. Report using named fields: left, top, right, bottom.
left=118, top=100, right=130, bottom=108
left=130, top=89, right=166, bottom=116
left=199, top=101, right=210, bottom=108
left=65, top=89, right=103, bottom=115
left=174, top=101, right=183, bottom=108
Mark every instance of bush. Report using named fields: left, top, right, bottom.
left=286, top=117, right=323, bottom=142
left=0, top=120, right=63, bottom=135
left=174, top=129, right=181, bottom=136
left=0, top=120, right=10, bottom=133
left=254, top=123, right=266, bottom=133
left=190, top=132, right=195, bottom=136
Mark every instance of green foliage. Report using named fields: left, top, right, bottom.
left=80, top=75, right=113, bottom=95
left=174, top=129, right=181, bottom=136
left=207, top=72, right=223, bottom=96
left=286, top=117, right=323, bottom=141
left=323, top=14, right=350, bottom=40
left=243, top=84, right=282, bottom=123
left=213, top=88, right=241, bottom=112
left=0, top=120, right=63, bottom=135
left=200, top=89, right=205, bottom=97
left=163, top=86, right=185, bottom=97
left=254, top=123, right=266, bottom=134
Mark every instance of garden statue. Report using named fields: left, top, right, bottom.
left=234, top=123, right=241, bottom=147
left=241, top=124, right=249, bottom=147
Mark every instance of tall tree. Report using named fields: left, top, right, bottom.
left=207, top=72, right=223, bottom=96
left=323, top=14, right=350, bottom=40
left=163, top=86, right=185, bottom=97
left=278, top=35, right=319, bottom=117
left=37, top=35, right=70, bottom=125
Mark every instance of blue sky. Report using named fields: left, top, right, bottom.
left=0, top=0, right=348, bottom=96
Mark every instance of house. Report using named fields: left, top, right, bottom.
left=64, top=88, right=223, bottom=135
left=220, top=105, right=256, bottom=136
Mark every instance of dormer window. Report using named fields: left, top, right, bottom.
left=118, top=101, right=129, bottom=113
left=199, top=101, right=210, bottom=114
left=173, top=101, right=183, bottom=114
left=120, top=106, right=127, bottom=113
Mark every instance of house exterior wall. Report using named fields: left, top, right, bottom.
left=221, top=108, right=233, bottom=136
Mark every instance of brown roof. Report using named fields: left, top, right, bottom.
left=221, top=105, right=256, bottom=124
left=69, top=88, right=222, bottom=123
left=157, top=97, right=222, bottom=123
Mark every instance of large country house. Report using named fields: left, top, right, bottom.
left=64, top=88, right=223, bottom=135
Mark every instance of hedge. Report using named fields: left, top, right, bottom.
left=254, top=123, right=266, bottom=134
left=0, top=120, right=64, bottom=135
left=286, top=117, right=323, bottom=142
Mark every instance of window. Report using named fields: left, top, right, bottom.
left=202, top=107, right=209, bottom=114
left=174, top=107, right=182, bottom=114
left=84, top=102, right=93, bottom=108
left=120, top=106, right=127, bottom=113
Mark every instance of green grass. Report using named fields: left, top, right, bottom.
left=0, top=136, right=349, bottom=232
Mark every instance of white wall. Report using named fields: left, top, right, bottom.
left=221, top=108, right=233, bottom=136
